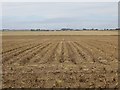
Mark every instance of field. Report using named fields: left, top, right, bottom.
left=2, top=31, right=118, bottom=88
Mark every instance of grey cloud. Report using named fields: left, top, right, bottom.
left=2, top=2, right=118, bottom=29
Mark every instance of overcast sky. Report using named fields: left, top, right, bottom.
left=2, top=2, right=118, bottom=30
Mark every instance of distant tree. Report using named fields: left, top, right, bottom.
left=83, top=28, right=86, bottom=30
left=115, top=28, right=120, bottom=30
left=31, top=29, right=35, bottom=31
left=3, top=29, right=9, bottom=31
left=61, top=28, right=73, bottom=31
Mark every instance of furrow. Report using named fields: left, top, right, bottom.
left=15, top=42, right=52, bottom=66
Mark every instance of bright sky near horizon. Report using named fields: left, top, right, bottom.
left=1, top=2, right=118, bottom=30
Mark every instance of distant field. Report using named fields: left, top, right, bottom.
left=2, top=31, right=118, bottom=88
left=2, top=30, right=118, bottom=35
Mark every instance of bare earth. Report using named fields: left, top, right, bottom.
left=2, top=30, right=118, bottom=35
left=2, top=31, right=118, bottom=88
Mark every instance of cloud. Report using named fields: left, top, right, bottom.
left=2, top=2, right=118, bottom=29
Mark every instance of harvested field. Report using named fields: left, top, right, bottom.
left=2, top=30, right=118, bottom=35
left=2, top=31, right=118, bottom=88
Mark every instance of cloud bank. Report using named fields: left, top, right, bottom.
left=2, top=2, right=118, bottom=29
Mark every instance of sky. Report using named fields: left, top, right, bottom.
left=2, top=2, right=118, bottom=30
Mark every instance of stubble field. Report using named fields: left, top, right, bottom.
left=2, top=31, right=118, bottom=88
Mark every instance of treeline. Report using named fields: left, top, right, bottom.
left=2, top=28, right=120, bottom=31
left=30, top=28, right=120, bottom=31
